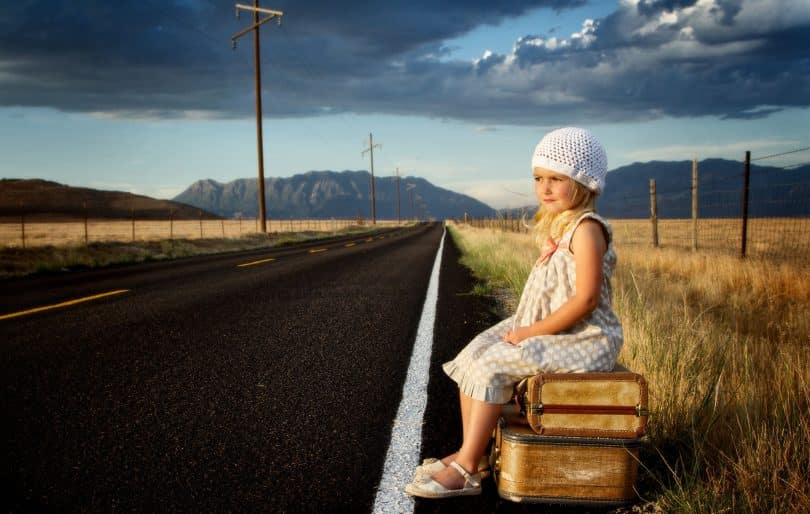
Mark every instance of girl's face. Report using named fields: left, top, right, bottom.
left=533, top=167, right=576, bottom=214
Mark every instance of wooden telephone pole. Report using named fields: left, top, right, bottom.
left=362, top=133, right=381, bottom=225
left=395, top=167, right=401, bottom=224
left=231, top=1, right=284, bottom=234
left=407, top=183, right=416, bottom=222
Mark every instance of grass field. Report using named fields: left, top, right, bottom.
left=471, top=217, right=810, bottom=262
left=0, top=224, right=401, bottom=278
left=611, top=217, right=810, bottom=260
left=448, top=221, right=810, bottom=513
left=0, top=218, right=404, bottom=248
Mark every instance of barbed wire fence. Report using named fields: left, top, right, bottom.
left=0, top=212, right=401, bottom=248
left=464, top=148, right=810, bottom=262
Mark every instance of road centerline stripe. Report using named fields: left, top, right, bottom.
left=237, top=257, right=276, bottom=267
left=308, top=248, right=328, bottom=254
left=0, top=289, right=130, bottom=321
left=373, top=225, right=446, bottom=513
left=344, top=242, right=356, bottom=247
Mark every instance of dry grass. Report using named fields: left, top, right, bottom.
left=0, top=224, right=399, bottom=278
left=0, top=218, right=405, bottom=248
left=471, top=217, right=810, bottom=262
left=447, top=221, right=810, bottom=513
left=605, top=217, right=808, bottom=261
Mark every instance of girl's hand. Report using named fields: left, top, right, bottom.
left=503, top=327, right=530, bottom=345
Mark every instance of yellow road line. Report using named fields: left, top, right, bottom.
left=365, top=237, right=374, bottom=242
left=0, top=289, right=130, bottom=321
left=237, top=257, right=276, bottom=267
left=309, top=248, right=328, bottom=254
left=344, top=242, right=356, bottom=247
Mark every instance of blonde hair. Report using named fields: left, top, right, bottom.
left=531, top=178, right=597, bottom=251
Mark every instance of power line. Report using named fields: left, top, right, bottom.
left=751, top=146, right=810, bottom=162
left=361, top=133, right=382, bottom=225
left=780, top=160, right=810, bottom=170
left=168, top=15, right=231, bottom=52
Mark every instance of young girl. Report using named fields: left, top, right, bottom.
left=405, top=127, right=624, bottom=499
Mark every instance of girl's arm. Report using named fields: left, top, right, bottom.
left=503, top=219, right=607, bottom=345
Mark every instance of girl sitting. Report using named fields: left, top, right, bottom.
left=406, top=127, right=624, bottom=499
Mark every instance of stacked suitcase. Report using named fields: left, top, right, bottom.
left=490, top=371, right=649, bottom=506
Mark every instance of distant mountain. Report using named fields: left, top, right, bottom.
left=0, top=179, right=219, bottom=220
left=173, top=170, right=497, bottom=220
left=599, top=159, right=809, bottom=218
left=500, top=159, right=810, bottom=219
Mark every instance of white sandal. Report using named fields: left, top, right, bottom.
left=413, top=455, right=490, bottom=483
left=405, top=461, right=482, bottom=499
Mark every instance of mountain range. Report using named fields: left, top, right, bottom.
left=599, top=158, right=809, bottom=219
left=173, top=170, right=496, bottom=220
left=3, top=159, right=807, bottom=221
left=0, top=179, right=219, bottom=220
left=502, top=159, right=810, bottom=219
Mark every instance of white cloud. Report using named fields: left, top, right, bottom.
left=88, top=181, right=185, bottom=199
left=89, top=109, right=223, bottom=122
left=624, top=138, right=803, bottom=163
left=456, top=178, right=535, bottom=209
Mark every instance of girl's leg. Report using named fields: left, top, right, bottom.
left=431, top=398, right=501, bottom=488
left=437, top=389, right=473, bottom=466
left=456, top=398, right=500, bottom=472
left=460, top=389, right=473, bottom=442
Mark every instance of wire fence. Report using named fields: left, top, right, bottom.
left=0, top=216, right=405, bottom=248
left=463, top=149, right=810, bottom=262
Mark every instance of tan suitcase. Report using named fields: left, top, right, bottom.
left=491, top=407, right=641, bottom=505
left=515, top=371, right=649, bottom=439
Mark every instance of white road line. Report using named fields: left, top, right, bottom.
left=372, top=225, right=446, bottom=514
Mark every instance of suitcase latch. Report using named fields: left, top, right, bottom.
left=530, top=402, right=543, bottom=415
left=635, top=404, right=649, bottom=417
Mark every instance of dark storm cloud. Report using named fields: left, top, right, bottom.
left=0, top=0, right=583, bottom=117
left=0, top=0, right=808, bottom=125
left=636, top=0, right=700, bottom=17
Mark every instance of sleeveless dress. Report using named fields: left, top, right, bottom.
left=442, top=212, right=624, bottom=404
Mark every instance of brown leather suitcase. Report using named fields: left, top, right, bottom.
left=491, top=406, right=642, bottom=505
left=515, top=371, right=649, bottom=439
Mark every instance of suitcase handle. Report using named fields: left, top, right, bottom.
left=530, top=403, right=649, bottom=417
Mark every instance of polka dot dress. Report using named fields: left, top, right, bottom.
left=442, top=213, right=624, bottom=404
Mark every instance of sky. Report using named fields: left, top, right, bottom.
left=1, top=0, right=809, bottom=209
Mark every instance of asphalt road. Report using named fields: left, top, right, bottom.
left=2, top=223, right=615, bottom=514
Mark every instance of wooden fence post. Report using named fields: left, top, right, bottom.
left=650, top=179, right=659, bottom=248
left=740, top=151, right=751, bottom=258
left=19, top=202, right=26, bottom=249
left=692, top=160, right=698, bottom=251
left=83, top=201, right=89, bottom=245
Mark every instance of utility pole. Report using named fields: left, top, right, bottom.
left=407, top=183, right=416, bottom=222
left=231, top=1, right=284, bottom=234
left=395, top=167, right=401, bottom=225
left=361, top=133, right=381, bottom=225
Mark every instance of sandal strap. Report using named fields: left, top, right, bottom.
left=449, top=461, right=480, bottom=488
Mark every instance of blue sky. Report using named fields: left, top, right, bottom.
left=1, top=0, right=808, bottom=209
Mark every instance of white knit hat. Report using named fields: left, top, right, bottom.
left=531, top=127, right=608, bottom=193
